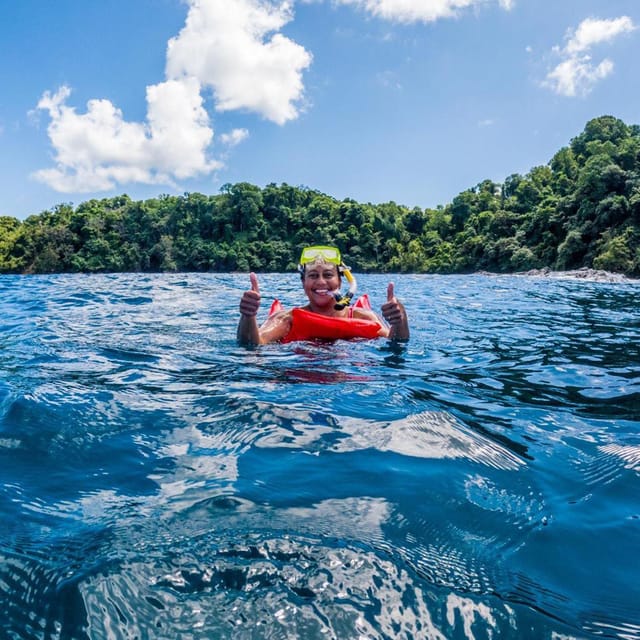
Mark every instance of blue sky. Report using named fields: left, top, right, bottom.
left=1, top=0, right=639, bottom=220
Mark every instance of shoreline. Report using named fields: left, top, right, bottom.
left=473, top=266, right=637, bottom=283
left=0, top=267, right=637, bottom=283
left=515, top=267, right=637, bottom=283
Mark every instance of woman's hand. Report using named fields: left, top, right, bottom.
left=381, top=282, right=409, bottom=339
left=239, top=272, right=261, bottom=317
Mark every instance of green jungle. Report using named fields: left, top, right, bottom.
left=1, top=115, right=640, bottom=276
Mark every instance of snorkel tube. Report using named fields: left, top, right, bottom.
left=333, top=265, right=357, bottom=310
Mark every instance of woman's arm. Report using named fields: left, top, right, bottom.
left=237, top=273, right=292, bottom=345
left=256, top=310, right=292, bottom=344
left=237, top=273, right=262, bottom=345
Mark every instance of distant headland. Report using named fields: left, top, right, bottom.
left=1, top=116, right=639, bottom=278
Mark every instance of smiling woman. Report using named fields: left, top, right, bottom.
left=236, top=245, right=410, bottom=345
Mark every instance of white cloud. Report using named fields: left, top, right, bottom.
left=33, top=0, right=312, bottom=193
left=544, top=56, right=613, bottom=98
left=220, top=128, right=250, bottom=146
left=333, top=0, right=511, bottom=24
left=565, top=16, right=636, bottom=54
left=33, top=80, right=218, bottom=193
left=544, top=16, right=636, bottom=97
left=166, top=0, right=312, bottom=124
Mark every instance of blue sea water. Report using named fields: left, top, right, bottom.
left=0, top=272, right=639, bottom=640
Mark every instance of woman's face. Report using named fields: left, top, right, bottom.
left=302, top=262, right=341, bottom=308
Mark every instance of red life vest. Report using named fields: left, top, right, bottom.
left=269, top=295, right=382, bottom=343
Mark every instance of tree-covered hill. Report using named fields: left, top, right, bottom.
left=1, top=115, right=639, bottom=275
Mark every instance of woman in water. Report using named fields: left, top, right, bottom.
left=237, top=246, right=409, bottom=345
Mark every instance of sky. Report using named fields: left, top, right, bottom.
left=1, top=0, right=639, bottom=221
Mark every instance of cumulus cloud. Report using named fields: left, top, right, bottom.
left=565, top=16, right=636, bottom=54
left=33, top=80, right=218, bottom=193
left=167, top=0, right=312, bottom=124
left=33, top=0, right=312, bottom=193
left=544, top=56, right=613, bottom=98
left=333, top=0, right=512, bottom=24
left=544, top=16, right=636, bottom=97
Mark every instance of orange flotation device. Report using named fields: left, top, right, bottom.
left=269, top=295, right=382, bottom=343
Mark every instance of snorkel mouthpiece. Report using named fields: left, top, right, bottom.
left=333, top=267, right=357, bottom=310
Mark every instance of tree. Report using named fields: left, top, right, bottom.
left=556, top=230, right=586, bottom=270
left=0, top=217, right=21, bottom=272
left=225, top=182, right=264, bottom=234
left=449, top=190, right=476, bottom=232
left=570, top=116, right=630, bottom=160
left=593, top=231, right=634, bottom=273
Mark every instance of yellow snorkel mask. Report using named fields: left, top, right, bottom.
left=298, top=245, right=357, bottom=310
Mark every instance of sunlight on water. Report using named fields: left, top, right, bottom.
left=0, top=272, right=639, bottom=639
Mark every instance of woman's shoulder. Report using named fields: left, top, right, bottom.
left=263, top=308, right=293, bottom=324
left=351, top=307, right=382, bottom=323
left=274, top=308, right=294, bottom=318
left=258, top=308, right=293, bottom=343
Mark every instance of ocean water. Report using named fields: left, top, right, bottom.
left=0, top=272, right=638, bottom=640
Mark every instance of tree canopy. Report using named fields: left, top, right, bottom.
left=2, top=116, right=640, bottom=276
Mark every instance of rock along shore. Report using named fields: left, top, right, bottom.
left=517, top=267, right=637, bottom=283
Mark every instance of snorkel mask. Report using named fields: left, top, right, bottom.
left=298, top=245, right=357, bottom=310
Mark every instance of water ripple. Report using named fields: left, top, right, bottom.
left=1, top=273, right=639, bottom=639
